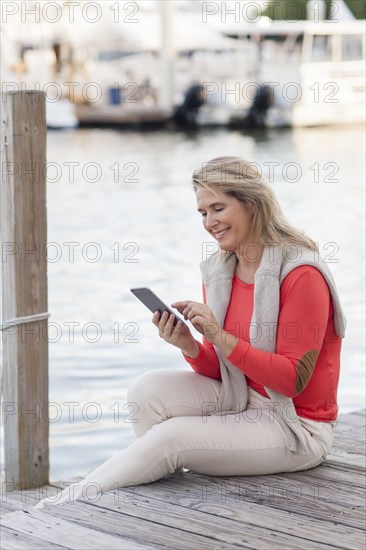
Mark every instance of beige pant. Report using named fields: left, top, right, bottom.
left=34, top=369, right=336, bottom=508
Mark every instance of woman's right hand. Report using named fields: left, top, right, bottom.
left=152, top=310, right=198, bottom=356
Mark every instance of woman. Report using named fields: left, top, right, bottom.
left=35, top=156, right=346, bottom=509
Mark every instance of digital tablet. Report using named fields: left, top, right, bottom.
left=130, top=287, right=186, bottom=326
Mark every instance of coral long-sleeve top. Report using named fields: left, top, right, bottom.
left=183, top=265, right=341, bottom=422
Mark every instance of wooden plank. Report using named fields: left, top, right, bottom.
left=75, top=104, right=169, bottom=125
left=0, top=478, right=83, bottom=516
left=2, top=505, right=244, bottom=550
left=144, top=466, right=363, bottom=508
left=289, top=460, right=365, bottom=489
left=1, top=483, right=61, bottom=516
left=0, top=526, right=66, bottom=550
left=123, top=471, right=364, bottom=537
left=344, top=410, right=366, bottom=417
left=322, top=459, right=366, bottom=476
left=326, top=452, right=365, bottom=469
left=333, top=430, right=366, bottom=446
left=161, top=458, right=365, bottom=507
left=326, top=427, right=366, bottom=468
left=27, top=492, right=336, bottom=550
left=7, top=480, right=350, bottom=550
left=1, top=510, right=150, bottom=550
left=328, top=443, right=366, bottom=464
left=87, top=481, right=363, bottom=549
left=201, top=468, right=364, bottom=512
left=1, top=90, right=49, bottom=489
left=218, top=475, right=365, bottom=526
left=336, top=411, right=365, bottom=430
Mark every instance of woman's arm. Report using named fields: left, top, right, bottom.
left=181, top=281, right=221, bottom=380
left=213, top=267, right=333, bottom=396
left=182, top=337, right=221, bottom=380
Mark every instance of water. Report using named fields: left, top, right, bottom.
left=2, top=125, right=365, bottom=481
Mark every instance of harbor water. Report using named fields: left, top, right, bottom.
left=2, top=125, right=365, bottom=482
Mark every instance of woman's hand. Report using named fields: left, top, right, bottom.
left=171, top=301, right=222, bottom=344
left=152, top=310, right=198, bottom=355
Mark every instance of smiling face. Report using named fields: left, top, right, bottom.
left=196, top=187, right=255, bottom=253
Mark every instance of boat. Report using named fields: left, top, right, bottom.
left=1, top=3, right=364, bottom=129
left=209, top=19, right=366, bottom=128
left=72, top=17, right=366, bottom=129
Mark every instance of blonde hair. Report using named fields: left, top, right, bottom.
left=192, top=156, right=318, bottom=251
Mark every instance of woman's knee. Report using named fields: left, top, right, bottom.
left=126, top=370, right=177, bottom=436
left=127, top=368, right=191, bottom=405
left=127, top=369, right=163, bottom=404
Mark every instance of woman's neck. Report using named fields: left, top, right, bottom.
left=232, top=242, right=263, bottom=283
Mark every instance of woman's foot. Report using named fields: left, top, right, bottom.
left=34, top=483, right=81, bottom=509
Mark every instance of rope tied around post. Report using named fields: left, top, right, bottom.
left=1, top=312, right=51, bottom=331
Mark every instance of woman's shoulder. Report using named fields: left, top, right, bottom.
left=281, top=265, right=331, bottom=298
left=284, top=264, right=323, bottom=278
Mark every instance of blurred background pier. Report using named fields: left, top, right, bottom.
left=2, top=1, right=365, bottom=129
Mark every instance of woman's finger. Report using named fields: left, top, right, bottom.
left=163, top=313, right=175, bottom=337
left=157, top=311, right=167, bottom=336
left=171, top=301, right=190, bottom=308
left=186, top=306, right=203, bottom=321
left=173, top=301, right=203, bottom=316
left=183, top=304, right=197, bottom=318
left=152, top=311, right=160, bottom=326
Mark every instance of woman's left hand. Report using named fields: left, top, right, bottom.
left=171, top=301, right=222, bottom=344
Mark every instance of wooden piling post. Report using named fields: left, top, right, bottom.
left=1, top=91, right=49, bottom=489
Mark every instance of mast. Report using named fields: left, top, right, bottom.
left=160, top=0, right=174, bottom=112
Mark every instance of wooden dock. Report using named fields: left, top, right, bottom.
left=1, top=409, right=365, bottom=549
left=75, top=103, right=170, bottom=128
